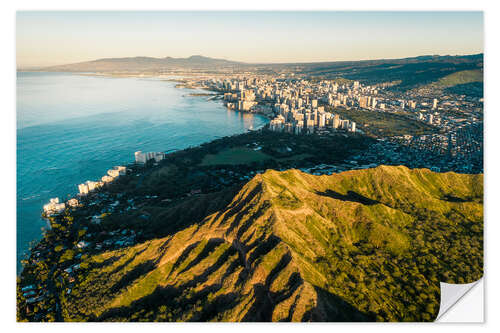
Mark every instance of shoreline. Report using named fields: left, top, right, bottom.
left=20, top=128, right=267, bottom=276
left=17, top=71, right=271, bottom=273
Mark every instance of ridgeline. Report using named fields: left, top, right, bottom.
left=19, top=165, right=483, bottom=322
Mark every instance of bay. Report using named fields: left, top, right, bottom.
left=16, top=72, right=268, bottom=273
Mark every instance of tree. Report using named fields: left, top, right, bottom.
left=59, top=249, right=76, bottom=263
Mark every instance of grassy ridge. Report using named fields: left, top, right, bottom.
left=433, top=69, right=483, bottom=88
left=57, top=166, right=483, bottom=322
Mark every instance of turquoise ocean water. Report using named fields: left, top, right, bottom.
left=16, top=72, right=268, bottom=273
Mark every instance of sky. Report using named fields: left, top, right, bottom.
left=16, top=11, right=483, bottom=68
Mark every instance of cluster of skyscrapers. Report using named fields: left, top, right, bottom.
left=223, top=90, right=258, bottom=111
left=205, top=77, right=365, bottom=133
left=201, top=76, right=449, bottom=127
left=269, top=109, right=355, bottom=134
left=182, top=74, right=482, bottom=173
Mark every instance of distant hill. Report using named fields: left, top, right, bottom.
left=432, top=69, right=483, bottom=88
left=296, top=54, right=483, bottom=91
left=56, top=166, right=482, bottom=322
left=417, top=69, right=484, bottom=98
left=41, top=53, right=484, bottom=93
left=44, top=55, right=244, bottom=72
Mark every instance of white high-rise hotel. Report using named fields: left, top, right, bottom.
left=135, top=151, right=166, bottom=164
left=43, top=197, right=65, bottom=215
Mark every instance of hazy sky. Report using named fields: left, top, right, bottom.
left=16, top=11, right=483, bottom=67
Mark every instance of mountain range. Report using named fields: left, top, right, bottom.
left=39, top=53, right=483, bottom=92
left=42, top=55, right=243, bottom=72
left=40, top=53, right=483, bottom=73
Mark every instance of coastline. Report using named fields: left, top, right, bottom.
left=17, top=71, right=270, bottom=275
left=21, top=129, right=271, bottom=277
left=39, top=121, right=271, bottom=228
left=17, top=124, right=484, bottom=321
left=21, top=123, right=373, bottom=267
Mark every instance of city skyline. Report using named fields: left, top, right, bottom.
left=17, top=11, right=483, bottom=67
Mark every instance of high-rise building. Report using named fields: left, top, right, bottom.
left=313, top=110, right=319, bottom=125
left=306, top=119, right=315, bottom=134
left=284, top=123, right=294, bottom=133
left=295, top=121, right=304, bottom=135
left=359, top=96, right=368, bottom=108
left=135, top=151, right=147, bottom=164
left=135, top=151, right=166, bottom=164
left=86, top=180, right=99, bottom=192
left=102, top=175, right=114, bottom=183
left=43, top=197, right=66, bottom=215
left=333, top=114, right=340, bottom=129
left=319, top=113, right=326, bottom=127
left=269, top=115, right=285, bottom=132
left=339, top=120, right=348, bottom=129
left=78, top=183, right=89, bottom=195
left=432, top=98, right=438, bottom=110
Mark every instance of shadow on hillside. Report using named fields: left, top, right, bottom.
left=178, top=238, right=225, bottom=274
left=109, top=260, right=156, bottom=294
left=90, top=253, right=125, bottom=270
left=95, top=282, right=240, bottom=322
left=144, top=183, right=247, bottom=240
left=307, top=286, right=376, bottom=322
left=107, top=246, right=149, bottom=275
left=441, top=194, right=471, bottom=203
left=93, top=250, right=374, bottom=322
left=316, top=190, right=380, bottom=206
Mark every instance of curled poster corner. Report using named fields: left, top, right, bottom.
left=435, top=278, right=483, bottom=322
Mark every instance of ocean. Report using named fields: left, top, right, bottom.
left=16, top=72, right=268, bottom=273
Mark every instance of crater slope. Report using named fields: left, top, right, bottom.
left=61, top=166, right=483, bottom=322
